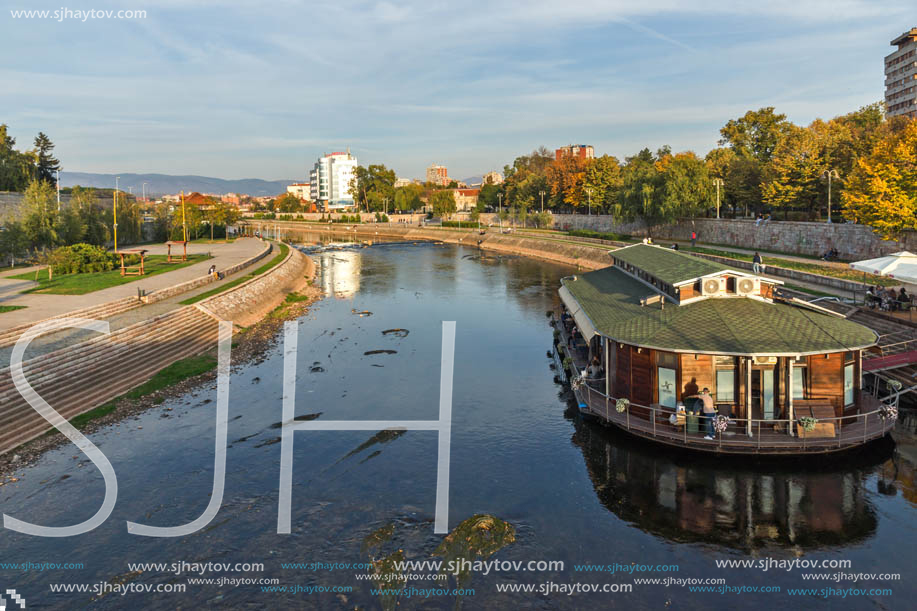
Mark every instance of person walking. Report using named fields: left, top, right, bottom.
left=753, top=252, right=762, bottom=275
left=690, top=231, right=697, bottom=248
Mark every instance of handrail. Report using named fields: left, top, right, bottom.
left=580, top=384, right=892, bottom=427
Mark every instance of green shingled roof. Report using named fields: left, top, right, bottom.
left=562, top=266, right=877, bottom=355
left=610, top=243, right=732, bottom=285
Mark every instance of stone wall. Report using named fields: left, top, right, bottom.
left=550, top=215, right=911, bottom=261
left=141, top=241, right=272, bottom=304
left=198, top=244, right=313, bottom=327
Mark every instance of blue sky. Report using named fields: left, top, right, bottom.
left=2, top=1, right=914, bottom=181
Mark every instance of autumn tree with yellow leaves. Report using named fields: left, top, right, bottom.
left=842, top=120, right=917, bottom=241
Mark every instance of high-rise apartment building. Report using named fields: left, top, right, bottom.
left=555, top=144, right=595, bottom=161
left=886, top=28, right=917, bottom=119
left=426, top=164, right=450, bottom=186
left=309, top=151, right=358, bottom=206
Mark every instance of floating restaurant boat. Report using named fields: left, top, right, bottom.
left=554, top=244, right=898, bottom=454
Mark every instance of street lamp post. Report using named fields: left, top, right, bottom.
left=539, top=190, right=545, bottom=213
left=497, top=193, right=503, bottom=231
left=113, top=176, right=120, bottom=253
left=712, top=178, right=724, bottom=219
left=822, top=169, right=839, bottom=223
left=56, top=169, right=61, bottom=212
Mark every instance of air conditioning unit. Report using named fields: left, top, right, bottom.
left=736, top=277, right=760, bottom=296
left=754, top=356, right=777, bottom=365
left=701, top=276, right=727, bottom=296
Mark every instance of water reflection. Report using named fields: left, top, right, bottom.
left=571, top=409, right=893, bottom=551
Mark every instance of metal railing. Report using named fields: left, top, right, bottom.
left=577, top=383, right=895, bottom=452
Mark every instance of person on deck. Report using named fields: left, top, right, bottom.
left=685, top=388, right=717, bottom=440
left=899, top=287, right=911, bottom=311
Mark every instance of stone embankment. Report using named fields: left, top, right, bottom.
left=0, top=243, right=312, bottom=456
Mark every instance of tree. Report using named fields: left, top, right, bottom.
left=656, top=152, right=713, bottom=219
left=545, top=154, right=586, bottom=211
left=583, top=155, right=622, bottom=215
left=171, top=201, right=204, bottom=240
left=762, top=124, right=830, bottom=219
left=207, top=200, right=241, bottom=240
left=478, top=184, right=501, bottom=211
left=110, top=192, right=143, bottom=245
left=349, top=164, right=396, bottom=211
left=0, top=220, right=29, bottom=266
left=33, top=132, right=61, bottom=184
left=57, top=204, right=86, bottom=245
left=841, top=120, right=917, bottom=241
left=430, top=190, right=456, bottom=218
left=275, top=192, right=302, bottom=213
left=394, top=184, right=424, bottom=211
left=0, top=124, right=35, bottom=191
left=719, top=107, right=792, bottom=163
left=21, top=179, right=58, bottom=249
left=71, top=186, right=110, bottom=246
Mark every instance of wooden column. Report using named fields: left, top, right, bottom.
left=746, top=357, right=753, bottom=437
left=787, top=358, right=795, bottom=437
left=605, top=337, right=610, bottom=398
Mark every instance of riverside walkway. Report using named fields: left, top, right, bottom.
left=0, top=239, right=265, bottom=331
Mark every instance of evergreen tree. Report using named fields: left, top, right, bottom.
left=33, top=132, right=61, bottom=184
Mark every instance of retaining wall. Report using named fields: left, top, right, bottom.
left=141, top=240, right=272, bottom=304
left=550, top=215, right=912, bottom=261
left=197, top=244, right=313, bottom=327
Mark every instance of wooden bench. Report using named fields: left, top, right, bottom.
left=796, top=402, right=836, bottom=438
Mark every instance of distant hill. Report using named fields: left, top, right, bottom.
left=461, top=176, right=483, bottom=185
left=59, top=172, right=298, bottom=197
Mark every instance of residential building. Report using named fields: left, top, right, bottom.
left=886, top=27, right=917, bottom=118
left=221, top=192, right=241, bottom=206
left=452, top=188, right=480, bottom=212
left=309, top=151, right=358, bottom=207
left=426, top=164, right=450, bottom=186
left=394, top=177, right=414, bottom=188
left=555, top=144, right=595, bottom=161
left=286, top=182, right=311, bottom=201
left=482, top=171, right=504, bottom=185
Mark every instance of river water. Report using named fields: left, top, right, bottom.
left=1, top=240, right=915, bottom=609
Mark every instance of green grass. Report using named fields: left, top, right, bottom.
left=67, top=354, right=218, bottom=430
left=686, top=246, right=897, bottom=287
left=9, top=254, right=211, bottom=295
left=0, top=305, right=26, bottom=313
left=179, top=242, right=290, bottom=305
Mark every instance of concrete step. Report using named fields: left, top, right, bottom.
left=0, top=312, right=215, bottom=413
left=0, top=297, right=142, bottom=348
left=0, top=307, right=203, bottom=398
left=0, top=320, right=220, bottom=454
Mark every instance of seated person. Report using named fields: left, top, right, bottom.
left=898, top=287, right=911, bottom=309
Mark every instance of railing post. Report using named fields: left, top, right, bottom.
left=757, top=421, right=761, bottom=451
left=863, top=412, right=868, bottom=443
left=626, top=405, right=630, bottom=430
left=605, top=395, right=609, bottom=422
left=653, top=408, right=657, bottom=438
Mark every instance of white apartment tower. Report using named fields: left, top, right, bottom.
left=309, top=150, right=359, bottom=206
left=885, top=28, right=917, bottom=119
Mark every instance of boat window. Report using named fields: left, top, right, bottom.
left=656, top=351, right=677, bottom=368
left=792, top=365, right=807, bottom=400
left=844, top=363, right=855, bottom=406
left=713, top=356, right=736, bottom=403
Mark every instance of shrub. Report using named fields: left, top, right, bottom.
left=374, top=212, right=390, bottom=223
left=48, top=243, right=117, bottom=274
left=441, top=221, right=482, bottom=228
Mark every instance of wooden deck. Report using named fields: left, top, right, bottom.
left=553, top=316, right=895, bottom=455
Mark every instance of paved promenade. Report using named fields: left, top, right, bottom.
left=0, top=239, right=264, bottom=331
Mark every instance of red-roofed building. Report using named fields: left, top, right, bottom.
left=451, top=188, right=480, bottom=212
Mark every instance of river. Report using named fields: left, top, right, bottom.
left=0, top=240, right=914, bottom=609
